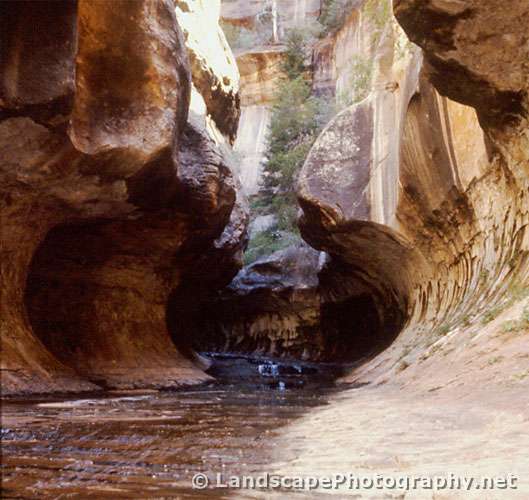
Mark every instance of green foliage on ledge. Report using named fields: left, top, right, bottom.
left=244, top=228, right=300, bottom=264
left=319, top=0, right=391, bottom=40
left=336, top=55, right=373, bottom=107
left=363, top=0, right=392, bottom=48
left=318, top=0, right=359, bottom=34
left=319, top=0, right=391, bottom=109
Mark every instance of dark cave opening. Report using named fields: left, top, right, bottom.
left=185, top=275, right=408, bottom=368
left=24, top=221, right=108, bottom=370
left=320, top=293, right=386, bottom=362
left=25, top=221, right=409, bottom=386
left=23, top=215, right=208, bottom=387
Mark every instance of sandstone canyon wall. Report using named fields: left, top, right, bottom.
left=221, top=0, right=320, bottom=35
left=298, top=0, right=529, bottom=384
left=0, top=0, right=247, bottom=395
left=197, top=0, right=528, bottom=379
left=196, top=0, right=411, bottom=361
left=2, top=0, right=527, bottom=396
left=221, top=0, right=321, bottom=195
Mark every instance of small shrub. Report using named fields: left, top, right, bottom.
left=249, top=196, right=271, bottom=216
left=244, top=228, right=301, bottom=264
left=500, top=306, right=529, bottom=334
left=509, top=284, right=529, bottom=301
left=336, top=56, right=373, bottom=108
left=434, top=323, right=450, bottom=337
left=487, top=356, right=503, bottom=366
left=521, top=306, right=529, bottom=326
left=481, top=305, right=503, bottom=325
left=319, top=0, right=391, bottom=49
left=501, top=320, right=520, bottom=334
left=279, top=28, right=310, bottom=78
left=363, top=0, right=391, bottom=32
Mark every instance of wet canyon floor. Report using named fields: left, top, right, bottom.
left=1, top=354, right=355, bottom=499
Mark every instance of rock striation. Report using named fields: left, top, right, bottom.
left=231, top=47, right=285, bottom=194
left=192, top=244, right=324, bottom=359
left=2, top=0, right=527, bottom=395
left=298, top=0, right=529, bottom=382
left=0, top=0, right=247, bottom=395
left=194, top=241, right=406, bottom=362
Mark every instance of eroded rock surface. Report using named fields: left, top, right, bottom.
left=394, top=0, right=528, bottom=129
left=298, top=0, right=529, bottom=384
left=193, top=244, right=324, bottom=359
left=192, top=243, right=405, bottom=362
left=176, top=0, right=241, bottom=143
left=232, top=47, right=286, bottom=194
left=0, top=0, right=247, bottom=395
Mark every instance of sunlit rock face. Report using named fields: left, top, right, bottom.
left=313, top=2, right=376, bottom=98
left=298, top=0, right=529, bottom=382
left=221, top=0, right=320, bottom=195
left=175, top=0, right=240, bottom=143
left=0, top=0, right=246, bottom=394
left=233, top=48, right=285, bottom=194
left=221, top=2, right=289, bottom=195
left=221, top=0, right=320, bottom=33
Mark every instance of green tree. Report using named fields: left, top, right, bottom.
left=319, top=0, right=357, bottom=34
left=279, top=28, right=309, bottom=78
left=245, top=28, right=335, bottom=262
left=259, top=29, right=325, bottom=232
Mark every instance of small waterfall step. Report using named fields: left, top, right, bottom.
left=202, top=352, right=353, bottom=389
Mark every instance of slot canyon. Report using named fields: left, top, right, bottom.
left=1, top=0, right=528, bottom=498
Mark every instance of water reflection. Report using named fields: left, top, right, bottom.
left=2, top=356, right=349, bottom=498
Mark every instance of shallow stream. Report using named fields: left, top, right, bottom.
left=1, top=355, right=353, bottom=498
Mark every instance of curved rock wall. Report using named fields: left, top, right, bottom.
left=0, top=0, right=247, bottom=395
left=3, top=0, right=526, bottom=394
left=202, top=0, right=528, bottom=376
left=298, top=0, right=529, bottom=383
left=196, top=2, right=418, bottom=363
left=192, top=242, right=405, bottom=362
